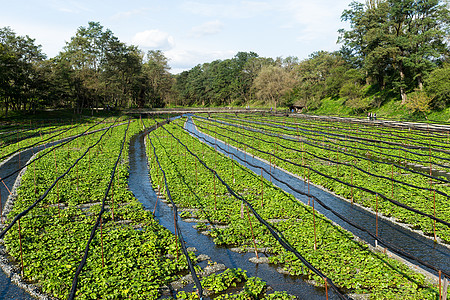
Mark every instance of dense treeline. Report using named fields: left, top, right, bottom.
left=0, top=0, right=449, bottom=117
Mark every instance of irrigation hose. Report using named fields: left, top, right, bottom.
left=0, top=117, right=121, bottom=240
left=156, top=121, right=349, bottom=300
left=0, top=117, right=122, bottom=184
left=67, top=119, right=130, bottom=300
left=212, top=116, right=450, bottom=165
left=184, top=120, right=450, bottom=278
left=192, top=118, right=450, bottom=228
left=196, top=117, right=450, bottom=193
left=148, top=134, right=204, bottom=299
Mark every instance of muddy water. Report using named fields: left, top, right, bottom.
left=128, top=129, right=336, bottom=299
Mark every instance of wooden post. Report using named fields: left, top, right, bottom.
left=18, top=219, right=24, bottom=277
left=246, top=205, right=259, bottom=259
left=313, top=194, right=317, bottom=251
left=100, top=216, right=104, bottom=268
left=376, top=194, right=379, bottom=237
left=324, top=278, right=328, bottom=300
left=1, top=179, right=11, bottom=195
left=308, top=168, right=311, bottom=206
left=438, top=270, right=441, bottom=300
left=260, top=168, right=264, bottom=208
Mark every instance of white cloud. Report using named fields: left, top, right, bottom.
left=165, top=48, right=236, bottom=74
left=190, top=20, right=224, bottom=38
left=278, top=0, right=350, bottom=46
left=181, top=1, right=273, bottom=19
left=131, top=29, right=175, bottom=50
left=50, top=0, right=91, bottom=13
left=111, top=9, right=148, bottom=21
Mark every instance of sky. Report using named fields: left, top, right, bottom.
left=1, top=0, right=355, bottom=74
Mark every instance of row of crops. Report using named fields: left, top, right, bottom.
left=146, top=116, right=447, bottom=299
left=0, top=117, right=197, bottom=299
left=196, top=114, right=450, bottom=244
left=0, top=113, right=448, bottom=299
left=0, top=115, right=299, bottom=299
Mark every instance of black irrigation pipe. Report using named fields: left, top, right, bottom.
left=0, top=126, right=43, bottom=143
left=67, top=119, right=130, bottom=300
left=198, top=117, right=450, bottom=187
left=222, top=116, right=450, bottom=159
left=0, top=117, right=120, bottom=240
left=290, top=113, right=450, bottom=134
left=158, top=121, right=349, bottom=300
left=0, top=125, right=66, bottom=148
left=148, top=134, right=204, bottom=299
left=0, top=120, right=69, bottom=141
left=219, top=119, right=450, bottom=161
left=251, top=114, right=450, bottom=145
left=184, top=120, right=450, bottom=279
left=0, top=117, right=114, bottom=184
left=0, top=123, right=81, bottom=162
left=212, top=116, right=450, bottom=171
left=190, top=118, right=450, bottom=228
left=198, top=116, right=450, bottom=189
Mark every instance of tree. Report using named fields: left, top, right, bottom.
left=425, top=64, right=450, bottom=109
left=292, top=51, right=349, bottom=109
left=0, top=27, right=46, bottom=116
left=60, top=22, right=127, bottom=112
left=229, top=51, right=259, bottom=104
left=139, top=50, right=173, bottom=108
left=252, top=65, right=296, bottom=110
left=339, top=0, right=450, bottom=104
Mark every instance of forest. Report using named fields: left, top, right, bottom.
left=0, top=0, right=449, bottom=117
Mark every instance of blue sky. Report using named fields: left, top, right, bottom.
left=1, top=0, right=354, bottom=73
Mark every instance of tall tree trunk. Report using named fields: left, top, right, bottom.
left=399, top=64, right=407, bottom=105
left=418, top=75, right=423, bottom=91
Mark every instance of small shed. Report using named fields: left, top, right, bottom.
left=288, top=102, right=306, bottom=113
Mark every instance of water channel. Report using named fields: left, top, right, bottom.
left=0, top=116, right=448, bottom=299
left=128, top=126, right=333, bottom=299
left=185, top=116, right=450, bottom=276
